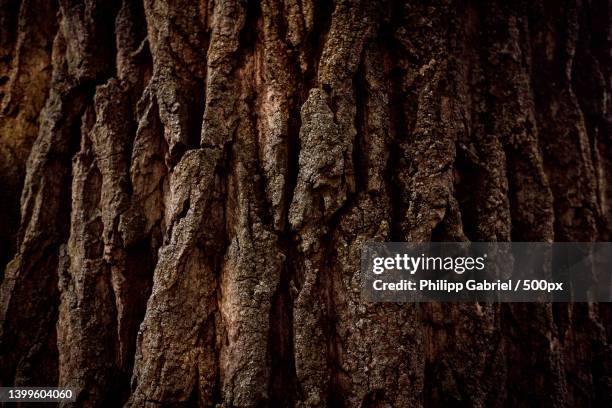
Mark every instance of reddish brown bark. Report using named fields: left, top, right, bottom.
left=0, top=0, right=610, bottom=407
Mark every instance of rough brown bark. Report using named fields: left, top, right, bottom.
left=0, top=0, right=610, bottom=407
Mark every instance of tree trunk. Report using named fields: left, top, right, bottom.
left=0, top=0, right=610, bottom=406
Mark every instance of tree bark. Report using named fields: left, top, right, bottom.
left=0, top=0, right=610, bottom=407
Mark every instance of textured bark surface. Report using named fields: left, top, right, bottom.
left=0, top=0, right=611, bottom=407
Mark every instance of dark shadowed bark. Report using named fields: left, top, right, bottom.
left=0, top=0, right=610, bottom=407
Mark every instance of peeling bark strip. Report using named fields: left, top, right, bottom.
left=0, top=0, right=610, bottom=407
